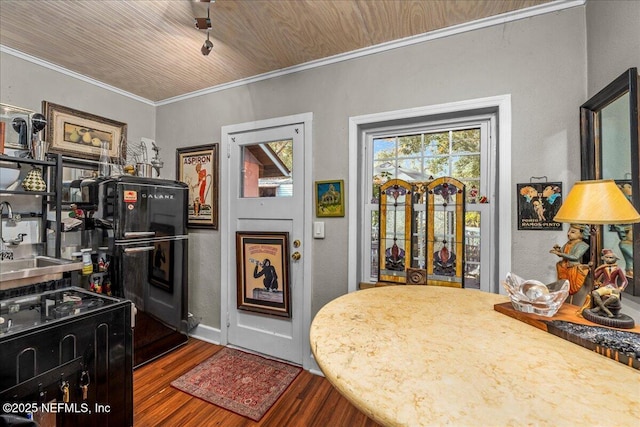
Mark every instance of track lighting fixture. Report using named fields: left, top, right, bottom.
left=201, top=32, right=213, bottom=56
left=195, top=0, right=215, bottom=55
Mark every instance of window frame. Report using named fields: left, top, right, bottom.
left=348, top=96, right=512, bottom=294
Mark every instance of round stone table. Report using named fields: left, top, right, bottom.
left=310, top=286, right=640, bottom=427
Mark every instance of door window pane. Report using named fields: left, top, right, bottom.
left=240, top=140, right=292, bottom=198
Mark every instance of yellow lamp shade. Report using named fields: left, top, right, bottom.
left=554, top=179, right=640, bottom=224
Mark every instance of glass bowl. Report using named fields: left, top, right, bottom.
left=502, top=273, right=569, bottom=317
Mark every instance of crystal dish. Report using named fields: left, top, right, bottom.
left=502, top=273, right=569, bottom=317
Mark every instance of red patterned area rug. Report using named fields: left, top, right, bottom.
left=170, top=347, right=302, bottom=421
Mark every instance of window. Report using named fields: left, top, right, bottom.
left=349, top=96, right=512, bottom=294
left=241, top=139, right=293, bottom=198
left=364, top=118, right=493, bottom=289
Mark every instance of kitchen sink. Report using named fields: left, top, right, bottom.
left=0, top=256, right=83, bottom=289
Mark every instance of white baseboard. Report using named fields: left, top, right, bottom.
left=306, top=353, right=322, bottom=375
left=308, top=368, right=324, bottom=377
left=189, top=323, right=221, bottom=344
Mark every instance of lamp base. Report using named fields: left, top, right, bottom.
left=582, top=309, right=635, bottom=329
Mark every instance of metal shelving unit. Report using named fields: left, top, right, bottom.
left=0, top=153, right=62, bottom=257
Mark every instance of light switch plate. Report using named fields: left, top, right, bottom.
left=313, top=221, right=325, bottom=239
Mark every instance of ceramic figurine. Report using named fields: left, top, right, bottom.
left=549, top=223, right=590, bottom=305
left=581, top=248, right=635, bottom=329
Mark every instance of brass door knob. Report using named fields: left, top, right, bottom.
left=292, top=251, right=301, bottom=260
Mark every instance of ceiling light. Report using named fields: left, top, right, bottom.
left=201, top=32, right=213, bottom=56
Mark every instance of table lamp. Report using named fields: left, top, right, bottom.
left=553, top=179, right=640, bottom=328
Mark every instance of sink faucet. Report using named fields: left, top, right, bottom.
left=0, top=201, right=26, bottom=248
left=0, top=201, right=13, bottom=219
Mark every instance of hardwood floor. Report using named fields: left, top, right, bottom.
left=133, top=338, right=381, bottom=426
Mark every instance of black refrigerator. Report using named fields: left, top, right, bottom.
left=90, top=175, right=189, bottom=367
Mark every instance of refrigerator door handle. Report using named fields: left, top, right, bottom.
left=123, top=246, right=155, bottom=254
left=124, top=231, right=156, bottom=239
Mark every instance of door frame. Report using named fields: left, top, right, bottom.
left=220, top=112, right=315, bottom=370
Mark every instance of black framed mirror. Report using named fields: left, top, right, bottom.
left=580, top=67, right=639, bottom=296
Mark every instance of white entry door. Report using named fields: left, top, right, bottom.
left=221, top=114, right=312, bottom=365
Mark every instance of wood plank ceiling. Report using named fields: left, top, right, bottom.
left=0, top=0, right=552, bottom=103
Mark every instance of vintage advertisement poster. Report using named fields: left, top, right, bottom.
left=517, top=182, right=563, bottom=230
left=176, top=144, right=218, bottom=229
left=236, top=232, right=291, bottom=318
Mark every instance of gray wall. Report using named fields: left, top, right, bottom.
left=157, top=6, right=587, bottom=328
left=0, top=54, right=156, bottom=142
left=586, top=0, right=640, bottom=96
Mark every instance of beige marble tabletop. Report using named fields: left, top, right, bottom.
left=310, top=286, right=640, bottom=427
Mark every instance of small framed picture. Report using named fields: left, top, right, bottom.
left=517, top=182, right=563, bottom=230
left=236, top=231, right=291, bottom=318
left=315, top=179, right=345, bottom=217
left=176, top=144, right=219, bottom=229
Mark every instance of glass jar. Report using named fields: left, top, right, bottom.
left=99, top=141, right=111, bottom=177
left=81, top=248, right=93, bottom=275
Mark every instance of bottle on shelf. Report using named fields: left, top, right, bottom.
left=81, top=248, right=93, bottom=276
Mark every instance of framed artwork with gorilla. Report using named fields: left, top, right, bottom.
left=236, top=231, right=291, bottom=318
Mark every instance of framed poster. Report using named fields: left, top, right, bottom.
left=176, top=144, right=218, bottom=229
left=517, top=182, right=563, bottom=230
left=315, top=179, right=345, bottom=217
left=42, top=101, right=127, bottom=161
left=236, top=231, right=291, bottom=318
